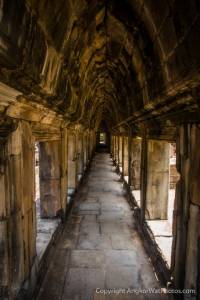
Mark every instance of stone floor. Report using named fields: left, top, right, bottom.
left=37, top=153, right=170, bottom=300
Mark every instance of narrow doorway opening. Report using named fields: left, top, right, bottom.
left=67, top=133, right=77, bottom=203
left=34, top=142, right=60, bottom=260
left=99, top=132, right=106, bottom=145
left=34, top=142, right=41, bottom=228
left=77, top=136, right=83, bottom=183
left=123, top=137, right=129, bottom=183
left=119, top=136, right=123, bottom=173
left=131, top=138, right=142, bottom=207
left=147, top=142, right=179, bottom=267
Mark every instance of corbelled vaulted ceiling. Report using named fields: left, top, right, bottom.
left=0, top=0, right=200, bottom=131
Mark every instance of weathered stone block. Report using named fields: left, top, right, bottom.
left=0, top=220, right=9, bottom=286
left=68, top=132, right=77, bottom=189
left=122, top=136, right=129, bottom=176
left=39, top=141, right=61, bottom=218
left=29, top=207, right=36, bottom=265
left=131, top=138, right=142, bottom=190
left=190, top=125, right=200, bottom=206
left=21, top=122, right=35, bottom=214
left=8, top=155, right=23, bottom=213
left=40, top=179, right=61, bottom=217
left=39, top=142, right=61, bottom=179
left=146, top=140, right=169, bottom=220
left=184, top=204, right=200, bottom=295
left=0, top=170, right=6, bottom=218
left=22, top=213, right=30, bottom=277
left=9, top=212, right=24, bottom=296
left=118, top=136, right=123, bottom=166
left=7, top=125, right=22, bottom=156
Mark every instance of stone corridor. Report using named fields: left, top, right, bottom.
left=1, top=1, right=200, bottom=299
left=37, top=153, right=168, bottom=300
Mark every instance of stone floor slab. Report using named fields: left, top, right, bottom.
left=104, top=250, right=138, bottom=267
left=105, top=265, right=141, bottom=289
left=78, top=210, right=100, bottom=215
left=79, top=203, right=100, bottom=211
left=100, top=222, right=131, bottom=235
left=80, top=222, right=100, bottom=235
left=70, top=250, right=105, bottom=268
left=110, top=234, right=136, bottom=250
left=78, top=233, right=112, bottom=250
left=63, top=268, right=105, bottom=300
left=98, top=211, right=124, bottom=223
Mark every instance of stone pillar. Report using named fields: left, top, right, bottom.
left=145, top=140, right=169, bottom=220
left=184, top=205, right=200, bottom=299
left=111, top=135, right=114, bottom=158
left=123, top=136, right=129, bottom=177
left=185, top=126, right=200, bottom=298
left=88, top=131, right=94, bottom=160
left=115, top=135, right=119, bottom=165
left=113, top=136, right=116, bottom=160
left=94, top=131, right=97, bottom=151
left=77, top=131, right=84, bottom=178
left=67, top=130, right=77, bottom=194
left=86, top=132, right=90, bottom=161
left=89, top=131, right=93, bottom=159
left=131, top=138, right=142, bottom=189
left=0, top=144, right=9, bottom=297
left=113, top=136, right=117, bottom=162
left=39, top=141, right=61, bottom=218
left=111, top=135, right=114, bottom=157
left=93, top=131, right=95, bottom=152
left=0, top=121, right=36, bottom=298
left=119, top=136, right=123, bottom=168
left=85, top=132, right=90, bottom=164
left=140, top=131, right=147, bottom=221
left=171, top=125, right=189, bottom=290
left=110, top=135, right=113, bottom=154
left=171, top=124, right=200, bottom=295
left=93, top=131, right=97, bottom=153
left=60, top=128, right=68, bottom=214
left=87, top=132, right=91, bottom=160
left=83, top=132, right=87, bottom=170
left=128, top=133, right=132, bottom=186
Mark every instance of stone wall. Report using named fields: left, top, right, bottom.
left=0, top=105, right=97, bottom=299
left=0, top=121, right=36, bottom=299
left=111, top=127, right=200, bottom=299
left=172, top=125, right=200, bottom=298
